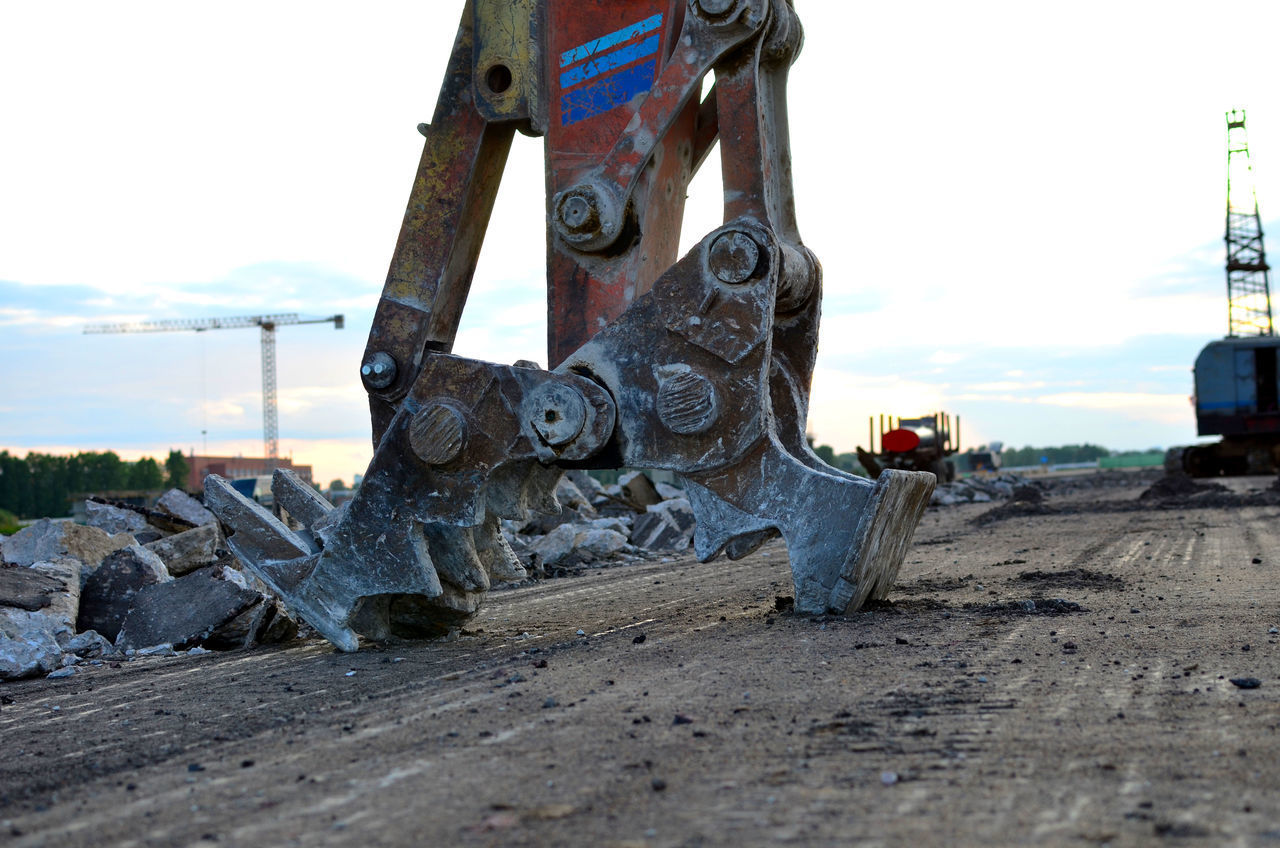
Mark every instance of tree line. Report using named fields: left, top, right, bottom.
left=808, top=439, right=1159, bottom=475
left=1001, top=443, right=1127, bottom=467
left=0, top=450, right=189, bottom=520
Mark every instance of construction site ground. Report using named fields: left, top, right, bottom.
left=2, top=471, right=1279, bottom=847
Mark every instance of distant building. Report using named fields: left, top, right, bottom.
left=186, top=453, right=312, bottom=492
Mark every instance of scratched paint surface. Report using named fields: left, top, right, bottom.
left=557, top=13, right=662, bottom=125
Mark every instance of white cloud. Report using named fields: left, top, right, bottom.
left=1033, top=392, right=1191, bottom=425
left=928, top=350, right=966, bottom=365
left=967, top=381, right=1048, bottom=393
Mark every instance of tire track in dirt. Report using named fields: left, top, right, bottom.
left=5, top=491, right=1279, bottom=846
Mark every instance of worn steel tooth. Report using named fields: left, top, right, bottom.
left=433, top=582, right=487, bottom=617
left=422, top=524, right=490, bottom=593
left=385, top=584, right=484, bottom=639
left=207, top=468, right=450, bottom=652
left=271, top=468, right=334, bottom=528
left=723, top=528, right=780, bottom=560
left=855, top=470, right=936, bottom=603
left=684, top=440, right=935, bottom=615
left=522, top=462, right=566, bottom=516
left=204, top=475, right=318, bottom=578
left=287, top=511, right=443, bottom=651
left=473, top=514, right=527, bottom=582
left=484, top=460, right=563, bottom=521
left=309, top=501, right=346, bottom=549
left=686, top=487, right=774, bottom=564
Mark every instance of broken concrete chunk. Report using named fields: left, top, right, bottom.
left=655, top=481, right=685, bottom=500
left=530, top=523, right=628, bottom=567
left=630, top=498, right=696, bottom=551
left=78, top=544, right=171, bottom=642
left=618, top=471, right=663, bottom=510
left=0, top=565, right=66, bottom=612
left=144, top=523, right=221, bottom=576
left=1, top=518, right=130, bottom=571
left=204, top=599, right=270, bottom=650
left=523, top=503, right=595, bottom=536
left=589, top=515, right=633, bottom=536
left=85, top=501, right=151, bottom=536
left=931, top=473, right=1035, bottom=507
left=260, top=604, right=299, bottom=644
left=0, top=559, right=81, bottom=680
left=116, top=567, right=262, bottom=652
left=219, top=565, right=250, bottom=589
left=555, top=476, right=596, bottom=514
left=563, top=469, right=605, bottom=500
left=65, top=629, right=116, bottom=659
left=28, top=560, right=81, bottom=637
left=203, top=596, right=297, bottom=650
left=156, top=489, right=217, bottom=527
left=529, top=523, right=583, bottom=566
left=575, top=528, right=628, bottom=558
left=86, top=497, right=200, bottom=536
left=1, top=609, right=66, bottom=680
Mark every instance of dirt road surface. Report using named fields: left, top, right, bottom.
left=2, top=472, right=1278, bottom=846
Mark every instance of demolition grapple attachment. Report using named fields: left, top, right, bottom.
left=208, top=0, right=935, bottom=651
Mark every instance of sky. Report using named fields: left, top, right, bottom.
left=3, top=1, right=1279, bottom=486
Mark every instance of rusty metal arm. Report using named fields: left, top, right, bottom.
left=361, top=1, right=521, bottom=442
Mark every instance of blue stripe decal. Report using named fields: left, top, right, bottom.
left=560, top=59, right=657, bottom=126
left=1199, top=401, right=1246, bottom=410
left=560, top=33, right=660, bottom=89
left=560, top=13, right=663, bottom=68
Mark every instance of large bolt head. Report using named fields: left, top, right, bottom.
left=527, top=382, right=587, bottom=447
left=360, top=351, right=398, bottom=390
left=555, top=190, right=602, bottom=239
left=695, top=0, right=736, bottom=15
left=657, top=371, right=719, bottom=434
left=409, top=403, right=466, bottom=466
left=552, top=184, right=621, bottom=251
left=707, top=231, right=760, bottom=284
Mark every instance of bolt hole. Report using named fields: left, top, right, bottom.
left=544, top=410, right=559, bottom=423
left=486, top=64, right=513, bottom=94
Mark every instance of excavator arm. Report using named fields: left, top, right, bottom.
left=205, top=0, right=935, bottom=651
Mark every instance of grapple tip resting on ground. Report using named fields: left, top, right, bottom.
left=207, top=0, right=935, bottom=651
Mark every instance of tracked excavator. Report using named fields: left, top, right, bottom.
left=1167, top=110, right=1280, bottom=477
left=204, top=0, right=935, bottom=651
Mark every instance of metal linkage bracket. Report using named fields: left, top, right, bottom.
left=562, top=219, right=935, bottom=614
left=207, top=362, right=615, bottom=650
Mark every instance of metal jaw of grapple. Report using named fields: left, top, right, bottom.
left=206, top=0, right=935, bottom=651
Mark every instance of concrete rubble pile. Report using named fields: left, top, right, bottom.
left=929, top=472, right=1038, bottom=507
left=502, top=470, right=697, bottom=573
left=510, top=470, right=1043, bottom=566
left=4, top=467, right=1028, bottom=678
left=0, top=489, right=295, bottom=681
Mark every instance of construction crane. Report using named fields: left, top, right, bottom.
left=1225, top=109, right=1275, bottom=337
left=84, top=313, right=344, bottom=460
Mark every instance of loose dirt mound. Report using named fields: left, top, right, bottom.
left=971, top=499, right=1057, bottom=526
left=1139, top=474, right=1229, bottom=501
left=1015, top=568, right=1124, bottom=591
left=894, top=576, right=972, bottom=595
left=963, top=597, right=1085, bottom=616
